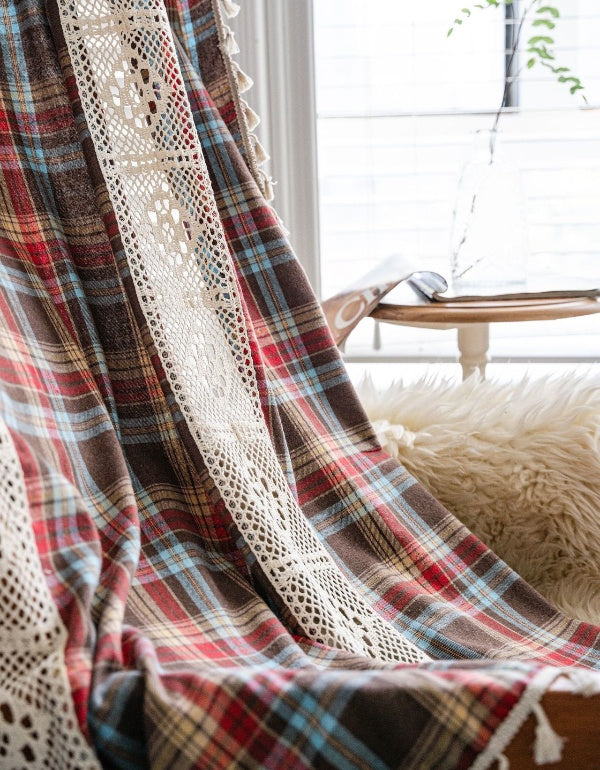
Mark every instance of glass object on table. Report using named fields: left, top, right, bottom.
left=450, top=129, right=529, bottom=294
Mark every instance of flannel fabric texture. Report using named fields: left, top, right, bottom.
left=0, top=0, right=599, bottom=767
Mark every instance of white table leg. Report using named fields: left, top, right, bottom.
left=457, top=323, right=490, bottom=379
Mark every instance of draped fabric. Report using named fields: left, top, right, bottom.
left=0, top=0, right=599, bottom=768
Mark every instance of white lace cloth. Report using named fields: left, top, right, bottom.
left=56, top=0, right=427, bottom=667
left=0, top=415, right=99, bottom=768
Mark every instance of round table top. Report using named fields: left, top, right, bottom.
left=371, top=295, right=600, bottom=325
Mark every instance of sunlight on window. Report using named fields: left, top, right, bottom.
left=314, top=1, right=600, bottom=359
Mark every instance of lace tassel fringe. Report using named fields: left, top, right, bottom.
left=214, top=0, right=275, bottom=201
left=220, top=0, right=240, bottom=19
left=221, top=24, right=240, bottom=55
left=230, top=60, right=253, bottom=93
left=532, top=702, right=565, bottom=765
left=259, top=169, right=275, bottom=201
left=251, top=135, right=270, bottom=164
left=241, top=100, right=260, bottom=131
left=490, top=701, right=564, bottom=770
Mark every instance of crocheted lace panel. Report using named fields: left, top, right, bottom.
left=56, top=0, right=427, bottom=666
left=0, top=416, right=100, bottom=768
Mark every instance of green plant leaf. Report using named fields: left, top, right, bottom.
left=527, top=44, right=554, bottom=60
left=448, top=2, right=586, bottom=108
left=532, top=19, right=556, bottom=29
left=537, top=5, right=560, bottom=17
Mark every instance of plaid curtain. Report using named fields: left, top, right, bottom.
left=0, top=0, right=597, bottom=767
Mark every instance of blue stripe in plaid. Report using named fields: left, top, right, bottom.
left=274, top=678, right=388, bottom=770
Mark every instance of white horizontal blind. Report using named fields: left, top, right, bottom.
left=314, top=0, right=600, bottom=360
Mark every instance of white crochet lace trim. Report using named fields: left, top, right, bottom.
left=211, top=0, right=274, bottom=200
left=0, top=416, right=100, bottom=768
left=56, top=0, right=426, bottom=665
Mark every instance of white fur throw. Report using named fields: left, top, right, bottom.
left=358, top=374, right=600, bottom=624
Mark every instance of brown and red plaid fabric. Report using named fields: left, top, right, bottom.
left=0, top=0, right=598, bottom=767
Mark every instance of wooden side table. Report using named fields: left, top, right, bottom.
left=370, top=293, right=600, bottom=379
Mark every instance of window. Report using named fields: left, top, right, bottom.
left=233, top=1, right=600, bottom=363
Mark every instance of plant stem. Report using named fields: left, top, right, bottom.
left=488, top=0, right=536, bottom=163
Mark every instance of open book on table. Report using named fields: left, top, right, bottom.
left=321, top=254, right=600, bottom=347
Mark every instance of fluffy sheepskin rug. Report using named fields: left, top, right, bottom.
left=358, top=373, right=600, bottom=624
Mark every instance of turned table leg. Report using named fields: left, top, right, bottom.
left=457, top=323, right=490, bottom=379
